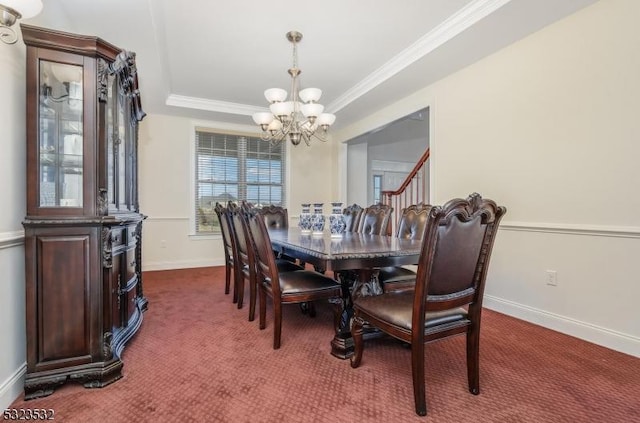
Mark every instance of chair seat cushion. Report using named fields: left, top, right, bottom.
left=278, top=270, right=341, bottom=296
left=354, top=291, right=468, bottom=331
left=378, top=266, right=417, bottom=283
left=276, top=259, right=304, bottom=272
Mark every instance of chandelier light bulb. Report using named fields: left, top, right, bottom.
left=317, top=113, right=336, bottom=127
left=301, top=103, right=324, bottom=119
left=264, top=88, right=287, bottom=103
left=299, top=88, right=322, bottom=103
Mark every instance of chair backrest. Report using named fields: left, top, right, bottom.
left=227, top=202, right=252, bottom=272
left=396, top=203, right=432, bottom=240
left=245, top=207, right=282, bottom=297
left=357, top=203, right=393, bottom=235
left=214, top=202, right=234, bottom=261
left=342, top=203, right=363, bottom=233
left=412, top=193, right=506, bottom=322
left=259, top=205, right=289, bottom=229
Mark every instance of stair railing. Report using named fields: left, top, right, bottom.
left=381, top=148, right=430, bottom=235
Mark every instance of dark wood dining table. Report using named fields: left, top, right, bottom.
left=268, top=227, right=422, bottom=358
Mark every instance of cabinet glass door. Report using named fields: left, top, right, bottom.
left=39, top=61, right=83, bottom=208
left=107, top=74, right=115, bottom=206
left=117, top=90, right=127, bottom=208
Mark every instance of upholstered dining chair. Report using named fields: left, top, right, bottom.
left=258, top=204, right=299, bottom=263
left=356, top=203, right=393, bottom=235
left=342, top=203, right=363, bottom=233
left=214, top=202, right=236, bottom=300
left=229, top=202, right=303, bottom=321
left=350, top=193, right=506, bottom=416
left=245, top=207, right=342, bottom=349
left=226, top=202, right=253, bottom=312
left=258, top=204, right=289, bottom=229
left=378, top=203, right=432, bottom=293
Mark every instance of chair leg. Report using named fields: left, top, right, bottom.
left=248, top=276, right=257, bottom=322
left=307, top=301, right=316, bottom=318
left=224, top=263, right=231, bottom=295
left=273, top=300, right=282, bottom=349
left=349, top=316, right=365, bottom=368
left=411, top=340, right=427, bottom=416
left=259, top=288, right=267, bottom=330
left=467, top=325, right=480, bottom=395
left=237, top=275, right=245, bottom=309
left=232, top=270, right=239, bottom=304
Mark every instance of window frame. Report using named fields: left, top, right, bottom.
left=190, top=122, right=289, bottom=236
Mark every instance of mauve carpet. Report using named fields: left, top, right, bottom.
left=10, top=266, right=640, bottom=422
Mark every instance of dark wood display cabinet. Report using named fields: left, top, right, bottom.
left=21, top=24, right=147, bottom=400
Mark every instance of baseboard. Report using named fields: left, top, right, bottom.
left=0, top=363, right=26, bottom=410
left=484, top=295, right=640, bottom=358
left=143, top=258, right=225, bottom=272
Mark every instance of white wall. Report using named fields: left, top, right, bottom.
left=335, top=0, right=640, bottom=357
left=0, top=40, right=28, bottom=408
left=0, top=9, right=74, bottom=410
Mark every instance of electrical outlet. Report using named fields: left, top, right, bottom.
left=546, top=270, right=557, bottom=286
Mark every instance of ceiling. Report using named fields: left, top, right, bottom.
left=38, top=0, right=598, bottom=132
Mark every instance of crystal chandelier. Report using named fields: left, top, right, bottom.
left=252, top=31, right=336, bottom=147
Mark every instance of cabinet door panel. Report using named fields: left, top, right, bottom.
left=110, top=253, right=123, bottom=329
left=36, top=234, right=91, bottom=368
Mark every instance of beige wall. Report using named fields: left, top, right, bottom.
left=138, top=114, right=336, bottom=270
left=336, top=0, right=640, bottom=356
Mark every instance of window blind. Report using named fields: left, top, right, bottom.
left=195, top=130, right=285, bottom=233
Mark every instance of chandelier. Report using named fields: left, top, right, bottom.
left=252, top=31, right=336, bottom=147
left=0, top=0, right=43, bottom=44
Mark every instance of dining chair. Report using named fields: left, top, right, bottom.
left=356, top=203, right=393, bottom=236
left=227, top=202, right=253, bottom=312
left=258, top=204, right=289, bottom=229
left=214, top=202, right=237, bottom=300
left=350, top=193, right=506, bottom=416
left=258, top=204, right=300, bottom=263
left=238, top=201, right=304, bottom=321
left=342, top=203, right=363, bottom=233
left=227, top=202, right=303, bottom=321
left=245, top=208, right=342, bottom=349
left=378, top=203, right=432, bottom=293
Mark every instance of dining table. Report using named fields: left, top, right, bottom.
left=268, top=227, right=423, bottom=359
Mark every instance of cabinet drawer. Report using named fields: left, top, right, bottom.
left=111, top=228, right=125, bottom=247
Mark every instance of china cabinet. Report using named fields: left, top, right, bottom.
left=21, top=24, right=147, bottom=399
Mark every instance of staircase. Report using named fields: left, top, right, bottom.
left=381, top=148, right=430, bottom=235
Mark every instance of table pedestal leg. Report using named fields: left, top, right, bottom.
left=330, top=268, right=382, bottom=359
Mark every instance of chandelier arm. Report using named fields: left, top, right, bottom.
left=310, top=129, right=329, bottom=143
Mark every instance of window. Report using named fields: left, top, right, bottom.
left=373, top=174, right=383, bottom=204
left=194, top=129, right=285, bottom=234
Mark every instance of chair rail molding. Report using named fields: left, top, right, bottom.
left=499, top=221, right=640, bottom=239
left=0, top=230, right=25, bottom=250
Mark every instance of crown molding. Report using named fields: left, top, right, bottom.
left=162, top=0, right=513, bottom=118
left=327, top=0, right=513, bottom=113
left=166, top=94, right=265, bottom=116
